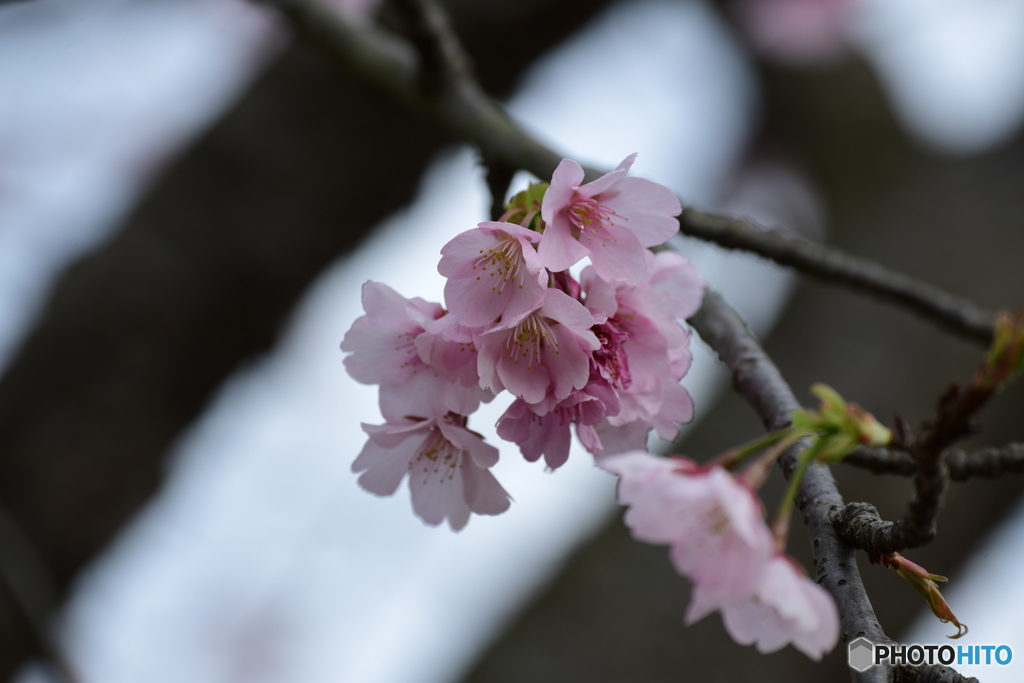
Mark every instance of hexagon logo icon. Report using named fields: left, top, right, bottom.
left=848, top=637, right=875, bottom=672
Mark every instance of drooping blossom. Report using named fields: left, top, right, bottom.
left=539, top=154, right=681, bottom=284
left=582, top=251, right=703, bottom=441
left=493, top=251, right=703, bottom=466
left=475, top=288, right=600, bottom=405
left=591, top=319, right=633, bottom=389
left=341, top=281, right=491, bottom=420
left=602, top=452, right=773, bottom=600
left=415, top=312, right=482, bottom=389
left=600, top=451, right=839, bottom=660
left=717, top=554, right=840, bottom=660
left=353, top=415, right=511, bottom=531
left=496, top=375, right=618, bottom=469
left=438, top=221, right=548, bottom=329
left=589, top=419, right=652, bottom=458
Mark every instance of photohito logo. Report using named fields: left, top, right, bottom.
left=848, top=638, right=1013, bottom=671
left=848, top=638, right=874, bottom=672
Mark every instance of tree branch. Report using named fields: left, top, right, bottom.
left=678, top=209, right=996, bottom=345
left=834, top=368, right=1003, bottom=555
left=896, top=665, right=979, bottom=683
left=846, top=443, right=1024, bottom=482
left=260, top=0, right=571, bottom=180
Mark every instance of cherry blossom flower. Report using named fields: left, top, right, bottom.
left=496, top=375, right=618, bottom=469
left=717, top=554, right=840, bottom=660
left=416, top=313, right=481, bottom=389
left=539, top=154, right=681, bottom=284
left=601, top=452, right=773, bottom=594
left=341, top=281, right=490, bottom=420
left=589, top=419, right=651, bottom=458
left=353, top=415, right=511, bottom=531
left=475, top=288, right=600, bottom=404
left=582, top=252, right=703, bottom=441
left=601, top=451, right=839, bottom=660
left=438, top=221, right=548, bottom=329
left=591, top=319, right=633, bottom=389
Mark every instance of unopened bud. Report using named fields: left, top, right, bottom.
left=502, top=182, right=549, bottom=231
left=977, top=310, right=1024, bottom=391
left=791, top=384, right=891, bottom=462
left=846, top=404, right=893, bottom=447
left=875, top=553, right=968, bottom=639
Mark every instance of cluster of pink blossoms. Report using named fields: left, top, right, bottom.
left=600, top=451, right=840, bottom=659
left=342, top=154, right=703, bottom=530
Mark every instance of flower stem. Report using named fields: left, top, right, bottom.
left=739, top=430, right=804, bottom=490
left=771, top=439, right=823, bottom=550
left=706, top=429, right=792, bottom=471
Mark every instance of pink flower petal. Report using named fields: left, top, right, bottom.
left=536, top=217, right=591, bottom=273
left=544, top=323, right=593, bottom=400
left=720, top=555, right=840, bottom=660
left=357, top=417, right=511, bottom=531
left=540, top=287, right=598, bottom=334
left=648, top=251, right=704, bottom=319
left=540, top=158, right=586, bottom=226
left=353, top=428, right=424, bottom=496
left=579, top=153, right=636, bottom=197
left=438, top=419, right=500, bottom=469
left=601, top=175, right=681, bottom=246
left=584, top=224, right=647, bottom=285
left=462, top=465, right=513, bottom=516
left=590, top=420, right=650, bottom=458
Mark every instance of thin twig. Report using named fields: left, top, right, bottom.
left=834, top=373, right=1001, bottom=555
left=846, top=443, right=1024, bottom=481
left=843, top=447, right=915, bottom=477
left=678, top=209, right=997, bottom=345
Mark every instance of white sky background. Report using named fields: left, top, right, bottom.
left=0, top=0, right=1022, bottom=681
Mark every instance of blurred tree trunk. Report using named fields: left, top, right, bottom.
left=0, top=0, right=618, bottom=677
